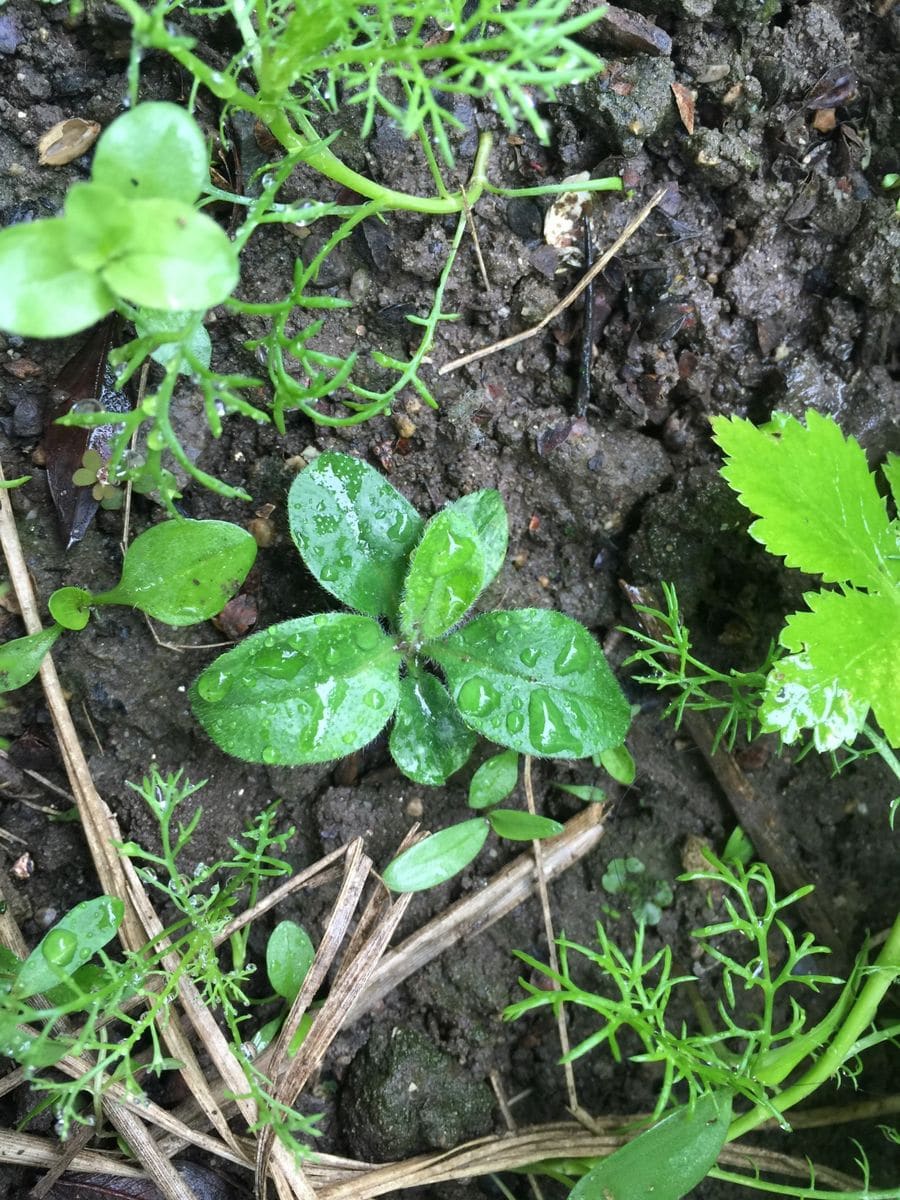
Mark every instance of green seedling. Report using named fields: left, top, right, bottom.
left=623, top=411, right=900, bottom=814
left=0, top=518, right=257, bottom=694
left=509, top=852, right=900, bottom=1198
left=250, top=919, right=317, bottom=1055
left=0, top=0, right=622, bottom=502
left=192, top=451, right=630, bottom=774
left=882, top=172, right=900, bottom=211
left=1, top=767, right=321, bottom=1157
left=601, top=856, right=673, bottom=925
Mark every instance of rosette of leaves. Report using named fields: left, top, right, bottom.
left=192, top=452, right=631, bottom=782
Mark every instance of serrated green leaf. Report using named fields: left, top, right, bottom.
left=192, top=614, right=401, bottom=764
left=400, top=508, right=485, bottom=640
left=0, top=625, right=62, bottom=694
left=266, top=920, right=315, bottom=1002
left=779, top=590, right=900, bottom=746
left=389, top=667, right=475, bottom=785
left=100, top=199, right=239, bottom=311
left=883, top=453, right=900, bottom=513
left=382, top=819, right=489, bottom=892
left=450, top=490, right=508, bottom=592
left=711, top=411, right=895, bottom=590
left=48, top=587, right=92, bottom=631
left=288, top=452, right=423, bottom=619
left=95, top=519, right=257, bottom=625
left=0, top=220, right=115, bottom=337
left=759, top=652, right=868, bottom=752
left=568, top=1092, right=732, bottom=1200
left=91, top=102, right=209, bottom=203
left=468, top=749, right=519, bottom=809
left=430, top=610, right=631, bottom=759
left=487, top=809, right=563, bottom=840
left=15, top=896, right=124, bottom=999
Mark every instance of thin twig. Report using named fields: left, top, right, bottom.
left=461, top=184, right=491, bottom=293
left=439, top=186, right=668, bottom=375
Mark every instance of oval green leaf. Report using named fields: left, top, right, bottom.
left=450, top=490, right=508, bottom=592
left=288, top=452, right=424, bottom=619
left=597, top=744, right=635, bottom=786
left=399, top=508, right=485, bottom=641
left=101, top=200, right=239, bottom=311
left=0, top=220, right=115, bottom=337
left=568, top=1092, right=732, bottom=1200
left=389, top=667, right=475, bottom=785
left=192, top=613, right=401, bottom=765
left=135, top=308, right=212, bottom=372
left=48, top=587, right=93, bottom=631
left=91, top=102, right=209, bottom=203
left=15, top=896, right=124, bottom=999
left=382, top=819, right=489, bottom=893
left=468, top=749, right=519, bottom=809
left=431, top=610, right=631, bottom=759
left=95, top=519, right=257, bottom=625
left=64, top=182, right=134, bottom=273
left=487, top=809, right=563, bottom=840
left=266, top=920, right=315, bottom=1002
left=0, top=625, right=62, bottom=693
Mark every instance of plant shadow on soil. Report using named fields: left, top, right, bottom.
left=0, top=0, right=898, bottom=1194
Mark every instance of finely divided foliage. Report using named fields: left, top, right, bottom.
left=192, top=453, right=631, bottom=780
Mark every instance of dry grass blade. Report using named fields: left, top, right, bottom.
left=0, top=1129, right=144, bottom=1179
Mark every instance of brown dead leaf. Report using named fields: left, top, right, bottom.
left=671, top=82, right=695, bottom=135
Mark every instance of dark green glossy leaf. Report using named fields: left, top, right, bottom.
left=383, top=819, right=489, bottom=893
left=95, top=519, right=257, bottom=625
left=0, top=625, right=62, bottom=694
left=48, top=587, right=92, bottom=631
left=430, top=610, right=631, bottom=759
left=568, top=1092, right=732, bottom=1200
left=0, top=220, right=115, bottom=338
left=468, top=749, right=519, bottom=809
left=400, top=508, right=485, bottom=641
left=288, top=452, right=423, bottom=619
left=389, top=667, right=475, bottom=785
left=90, top=102, right=209, bottom=203
left=450, top=489, right=508, bottom=592
left=15, top=896, right=124, bottom=999
left=192, top=614, right=401, bottom=765
left=597, top=744, right=635, bottom=786
left=101, top=200, right=239, bottom=311
left=487, top=809, right=563, bottom=840
left=266, top=920, right=315, bottom=1002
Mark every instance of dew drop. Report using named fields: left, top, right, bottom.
left=354, top=622, right=382, bottom=650
left=457, top=675, right=500, bottom=717
left=506, top=711, right=525, bottom=735
left=257, top=646, right=303, bottom=679
left=554, top=637, right=591, bottom=676
left=528, top=690, right=580, bottom=755
left=320, top=564, right=338, bottom=582
left=70, top=398, right=102, bottom=416
left=428, top=527, right=476, bottom=577
left=519, top=647, right=540, bottom=668
left=262, top=746, right=278, bottom=764
left=42, top=928, right=77, bottom=968
left=197, top=670, right=232, bottom=703
left=364, top=689, right=385, bottom=710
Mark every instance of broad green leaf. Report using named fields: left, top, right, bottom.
left=431, top=610, right=631, bottom=759
left=400, top=508, right=485, bottom=640
left=192, top=613, right=401, bottom=764
left=382, top=819, right=489, bottom=892
left=487, top=809, right=563, bottom=840
left=266, top=921, right=315, bottom=1002
left=779, top=590, right=900, bottom=746
left=101, top=200, right=239, bottom=311
left=450, top=490, right=508, bottom=592
left=568, top=1092, right=732, bottom=1200
left=288, top=452, right=424, bottom=619
left=760, top=652, right=868, bottom=752
left=0, top=220, right=115, bottom=337
left=0, top=626, right=62, bottom=693
left=15, top=896, right=124, bottom=999
left=95, top=519, right=256, bottom=625
left=48, top=587, right=92, bottom=631
left=90, top=102, right=209, bottom=203
left=135, top=308, right=212, bottom=371
left=597, top=744, right=635, bottom=786
left=389, top=667, right=475, bottom=785
left=468, top=749, right=519, bottom=809
left=712, top=411, right=895, bottom=590
left=63, top=182, right=134, bottom=272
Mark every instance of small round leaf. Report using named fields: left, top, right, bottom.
left=383, top=819, right=489, bottom=892
left=48, top=587, right=92, bottom=631
left=266, top=921, right=315, bottom=1002
left=91, top=102, right=209, bottom=203
left=468, top=749, right=519, bottom=809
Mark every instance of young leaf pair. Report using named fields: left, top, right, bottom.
left=192, top=452, right=632, bottom=782
left=0, top=103, right=238, bottom=339
left=0, top=520, right=257, bottom=694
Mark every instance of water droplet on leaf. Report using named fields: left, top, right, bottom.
left=458, top=676, right=500, bottom=717
left=42, top=928, right=77, bottom=968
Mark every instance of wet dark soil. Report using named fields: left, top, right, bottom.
left=1, top=0, right=899, bottom=1195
